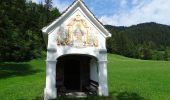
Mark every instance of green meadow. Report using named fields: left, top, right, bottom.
left=108, top=54, right=170, bottom=100
left=0, top=54, right=170, bottom=100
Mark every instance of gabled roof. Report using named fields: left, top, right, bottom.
left=41, top=0, right=111, bottom=38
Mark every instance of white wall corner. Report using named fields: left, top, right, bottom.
left=98, top=49, right=107, bottom=62
left=44, top=60, right=57, bottom=100
left=98, top=60, right=109, bottom=96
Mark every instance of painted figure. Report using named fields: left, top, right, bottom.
left=57, top=13, right=98, bottom=47
left=57, top=26, right=69, bottom=45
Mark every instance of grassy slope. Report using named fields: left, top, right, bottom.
left=108, top=54, right=170, bottom=100
left=0, top=59, right=46, bottom=100
left=0, top=54, right=170, bottom=100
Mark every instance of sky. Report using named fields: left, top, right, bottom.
left=32, top=0, right=170, bottom=26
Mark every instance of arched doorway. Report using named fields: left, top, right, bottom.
left=56, top=54, right=98, bottom=95
left=63, top=58, right=80, bottom=90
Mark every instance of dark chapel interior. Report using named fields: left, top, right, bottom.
left=56, top=55, right=93, bottom=96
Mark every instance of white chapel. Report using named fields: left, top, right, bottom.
left=42, top=0, right=111, bottom=99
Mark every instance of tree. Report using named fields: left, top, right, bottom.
left=105, top=22, right=170, bottom=61
left=164, top=48, right=170, bottom=61
left=0, top=0, right=61, bottom=62
left=44, top=0, right=53, bottom=23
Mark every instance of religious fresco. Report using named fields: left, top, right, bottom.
left=57, top=13, right=98, bottom=48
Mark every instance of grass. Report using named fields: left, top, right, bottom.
left=0, top=59, right=46, bottom=100
left=0, top=54, right=170, bottom=100
left=108, top=54, right=170, bottom=100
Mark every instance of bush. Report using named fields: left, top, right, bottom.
left=152, top=51, right=164, bottom=60
left=164, top=48, right=170, bottom=61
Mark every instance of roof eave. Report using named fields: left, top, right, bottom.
left=107, top=33, right=112, bottom=38
left=41, top=0, right=79, bottom=34
left=79, top=1, right=111, bottom=38
left=41, top=0, right=112, bottom=38
left=41, top=27, right=47, bottom=34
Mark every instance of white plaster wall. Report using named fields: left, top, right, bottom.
left=46, top=30, right=58, bottom=61
left=46, top=7, right=107, bottom=60
left=44, top=61, right=57, bottom=100
left=90, top=59, right=98, bottom=82
left=98, top=60, right=109, bottom=96
left=44, top=1, right=109, bottom=99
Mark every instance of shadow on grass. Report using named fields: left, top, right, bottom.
left=0, top=63, right=42, bottom=79
left=35, top=91, right=146, bottom=100
left=111, top=91, right=146, bottom=100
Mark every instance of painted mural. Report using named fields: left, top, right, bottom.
left=57, top=13, right=98, bottom=48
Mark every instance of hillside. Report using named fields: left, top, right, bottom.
left=1, top=54, right=170, bottom=100
left=108, top=53, right=170, bottom=100
left=105, top=22, right=170, bottom=60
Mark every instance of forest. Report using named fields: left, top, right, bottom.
left=0, top=0, right=170, bottom=62
left=106, top=22, right=170, bottom=60
left=0, top=0, right=60, bottom=61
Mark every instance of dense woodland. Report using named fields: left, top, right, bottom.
left=0, top=0, right=60, bottom=61
left=106, top=23, right=170, bottom=61
left=0, top=0, right=170, bottom=62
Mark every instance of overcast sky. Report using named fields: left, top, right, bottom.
left=32, top=0, right=170, bottom=26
